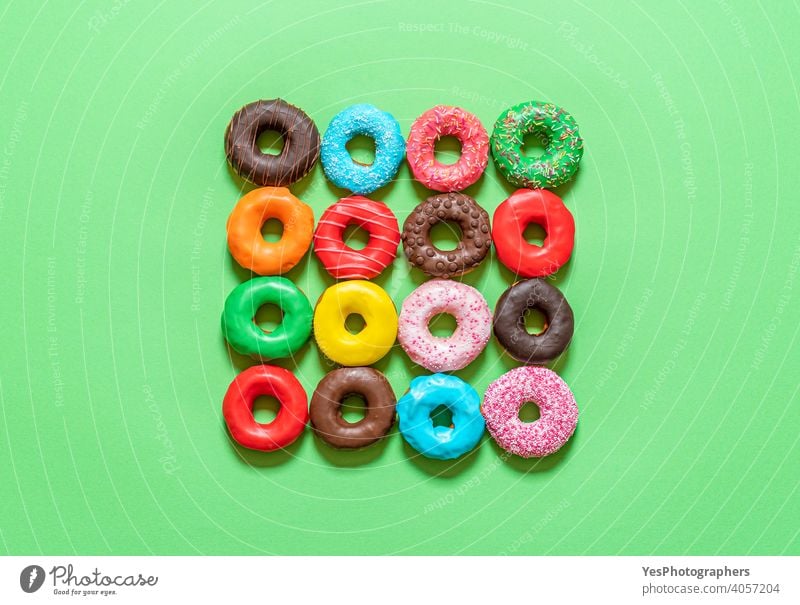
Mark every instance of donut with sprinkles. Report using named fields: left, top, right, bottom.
left=490, top=100, right=583, bottom=189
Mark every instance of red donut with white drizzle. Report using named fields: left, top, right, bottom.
left=313, top=196, right=400, bottom=280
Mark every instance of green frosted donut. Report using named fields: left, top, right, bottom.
left=490, top=101, right=584, bottom=189
left=221, top=276, right=313, bottom=360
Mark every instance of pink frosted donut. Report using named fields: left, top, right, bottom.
left=406, top=105, right=489, bottom=192
left=482, top=367, right=578, bottom=458
left=398, top=279, right=491, bottom=372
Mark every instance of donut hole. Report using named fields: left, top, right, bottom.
left=252, top=396, right=280, bottom=424
left=346, top=135, right=376, bottom=166
left=339, top=394, right=367, bottom=424
left=523, top=223, right=547, bottom=247
left=428, top=312, right=457, bottom=338
left=254, top=304, right=284, bottom=333
left=430, top=404, right=454, bottom=429
left=345, top=313, right=366, bottom=334
left=518, top=401, right=541, bottom=423
left=521, top=131, right=548, bottom=157
left=429, top=220, right=463, bottom=251
left=261, top=218, right=284, bottom=242
left=343, top=224, right=370, bottom=250
left=523, top=308, right=547, bottom=335
left=256, top=129, right=285, bottom=156
left=434, top=135, right=462, bottom=165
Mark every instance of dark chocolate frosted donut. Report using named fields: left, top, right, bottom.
left=401, top=192, right=491, bottom=278
left=225, top=99, right=320, bottom=187
left=493, top=279, right=574, bottom=364
left=310, top=367, right=396, bottom=449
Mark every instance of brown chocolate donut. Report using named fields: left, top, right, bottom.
left=309, top=367, right=396, bottom=449
left=224, top=99, right=320, bottom=187
left=401, top=192, right=491, bottom=278
left=493, top=278, right=574, bottom=364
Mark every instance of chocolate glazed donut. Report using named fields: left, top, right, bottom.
left=310, top=367, right=397, bottom=449
left=493, top=279, right=574, bottom=364
left=225, top=99, right=320, bottom=187
left=401, top=192, right=491, bottom=278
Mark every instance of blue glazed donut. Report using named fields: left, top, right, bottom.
left=396, top=374, right=485, bottom=460
left=320, top=104, right=405, bottom=195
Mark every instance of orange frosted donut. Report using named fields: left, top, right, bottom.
left=226, top=187, right=314, bottom=275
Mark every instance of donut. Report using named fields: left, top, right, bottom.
left=313, top=280, right=398, bottom=366
left=398, top=279, right=491, bottom=372
left=406, top=105, right=489, bottom=191
left=320, top=104, right=405, bottom=195
left=221, top=276, right=313, bottom=360
left=493, top=279, right=574, bottom=364
left=309, top=367, right=396, bottom=449
left=401, top=192, right=491, bottom=278
left=493, top=189, right=575, bottom=278
left=491, top=100, right=584, bottom=189
left=482, top=366, right=578, bottom=458
left=313, top=196, right=400, bottom=280
left=396, top=374, right=484, bottom=460
left=222, top=364, right=308, bottom=452
left=226, top=187, right=314, bottom=275
left=225, top=99, right=320, bottom=187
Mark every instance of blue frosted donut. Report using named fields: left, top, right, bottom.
left=396, top=374, right=485, bottom=460
left=320, top=104, right=405, bottom=195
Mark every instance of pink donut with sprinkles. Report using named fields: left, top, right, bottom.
left=398, top=279, right=491, bottom=372
left=406, top=105, right=489, bottom=192
left=482, top=366, right=578, bottom=458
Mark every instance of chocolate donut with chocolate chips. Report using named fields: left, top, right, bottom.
left=493, top=278, right=574, bottom=364
left=225, top=99, right=320, bottom=187
left=310, top=367, right=396, bottom=449
left=401, top=192, right=491, bottom=278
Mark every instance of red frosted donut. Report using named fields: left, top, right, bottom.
left=492, top=189, right=575, bottom=278
left=313, top=196, right=400, bottom=279
left=222, top=365, right=308, bottom=452
left=406, top=105, right=489, bottom=192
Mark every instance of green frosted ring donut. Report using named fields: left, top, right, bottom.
left=221, top=276, right=313, bottom=360
left=490, top=100, right=584, bottom=189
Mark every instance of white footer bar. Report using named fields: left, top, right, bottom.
left=1, top=556, right=797, bottom=604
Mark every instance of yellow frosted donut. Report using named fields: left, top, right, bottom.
left=313, top=281, right=398, bottom=366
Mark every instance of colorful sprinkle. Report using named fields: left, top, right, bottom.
left=482, top=366, right=578, bottom=458
left=490, top=100, right=583, bottom=189
left=406, top=105, right=489, bottom=191
left=398, top=279, right=491, bottom=372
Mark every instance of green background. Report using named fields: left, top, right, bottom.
left=1, top=0, right=798, bottom=555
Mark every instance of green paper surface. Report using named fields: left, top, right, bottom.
left=1, top=0, right=798, bottom=555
